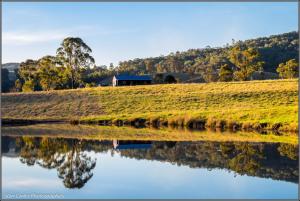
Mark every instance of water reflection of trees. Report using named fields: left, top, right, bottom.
left=227, top=143, right=265, bottom=176
left=57, top=140, right=96, bottom=188
left=118, top=141, right=298, bottom=183
left=6, top=137, right=97, bottom=189
left=2, top=136, right=299, bottom=187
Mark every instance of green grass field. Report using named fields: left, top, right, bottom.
left=2, top=79, right=298, bottom=131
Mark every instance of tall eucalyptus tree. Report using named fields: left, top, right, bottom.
left=56, top=37, right=95, bottom=89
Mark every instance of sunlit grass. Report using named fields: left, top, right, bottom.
left=2, top=79, right=298, bottom=131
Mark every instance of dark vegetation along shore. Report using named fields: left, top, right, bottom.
left=2, top=79, right=298, bottom=132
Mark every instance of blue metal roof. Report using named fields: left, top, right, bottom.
left=114, top=74, right=152, bottom=81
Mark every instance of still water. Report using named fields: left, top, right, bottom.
left=2, top=128, right=299, bottom=199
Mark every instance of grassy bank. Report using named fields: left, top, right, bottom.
left=2, top=79, right=298, bottom=132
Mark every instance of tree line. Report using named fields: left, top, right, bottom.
left=1, top=31, right=299, bottom=92
left=114, top=31, right=298, bottom=82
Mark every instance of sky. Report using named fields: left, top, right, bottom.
left=2, top=2, right=298, bottom=66
left=3, top=152, right=298, bottom=199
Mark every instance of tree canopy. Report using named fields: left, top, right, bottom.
left=276, top=59, right=299, bottom=79
left=56, top=37, right=95, bottom=89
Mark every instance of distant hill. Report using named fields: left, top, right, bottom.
left=116, top=31, right=298, bottom=76
left=243, top=31, right=298, bottom=72
left=2, top=63, right=20, bottom=71
left=2, top=63, right=19, bottom=82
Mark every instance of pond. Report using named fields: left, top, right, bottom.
left=1, top=124, right=298, bottom=199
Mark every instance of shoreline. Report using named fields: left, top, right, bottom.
left=1, top=118, right=66, bottom=126
left=2, top=122, right=298, bottom=145
left=2, top=117, right=298, bottom=133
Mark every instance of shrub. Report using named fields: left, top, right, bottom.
left=22, top=80, right=35, bottom=92
left=206, top=117, right=217, bottom=128
left=242, top=122, right=252, bottom=130
left=85, top=83, right=96, bottom=88
left=216, top=120, right=227, bottom=129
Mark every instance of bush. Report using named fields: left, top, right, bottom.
left=85, top=83, right=97, bottom=88
left=22, top=80, right=35, bottom=92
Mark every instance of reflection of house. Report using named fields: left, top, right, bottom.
left=113, top=140, right=152, bottom=150
left=2, top=147, right=18, bottom=158
left=112, top=75, right=152, bottom=87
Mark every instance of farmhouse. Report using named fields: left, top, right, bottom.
left=112, top=74, right=152, bottom=86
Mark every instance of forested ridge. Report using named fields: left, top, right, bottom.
left=116, top=31, right=298, bottom=75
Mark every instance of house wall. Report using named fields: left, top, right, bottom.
left=114, top=80, right=151, bottom=86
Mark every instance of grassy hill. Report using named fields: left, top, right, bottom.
left=2, top=79, right=298, bottom=132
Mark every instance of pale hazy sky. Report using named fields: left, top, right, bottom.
left=2, top=2, right=298, bottom=66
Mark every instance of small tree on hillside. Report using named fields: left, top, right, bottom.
left=219, top=64, right=233, bottom=82
left=202, top=65, right=219, bottom=82
left=229, top=45, right=264, bottom=81
left=19, top=59, right=39, bottom=81
left=276, top=59, right=299, bottom=79
left=18, top=59, right=39, bottom=91
left=38, top=56, right=61, bottom=91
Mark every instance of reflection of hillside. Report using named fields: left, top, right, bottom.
left=2, top=136, right=298, bottom=186
left=119, top=141, right=298, bottom=183
left=2, top=123, right=298, bottom=144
